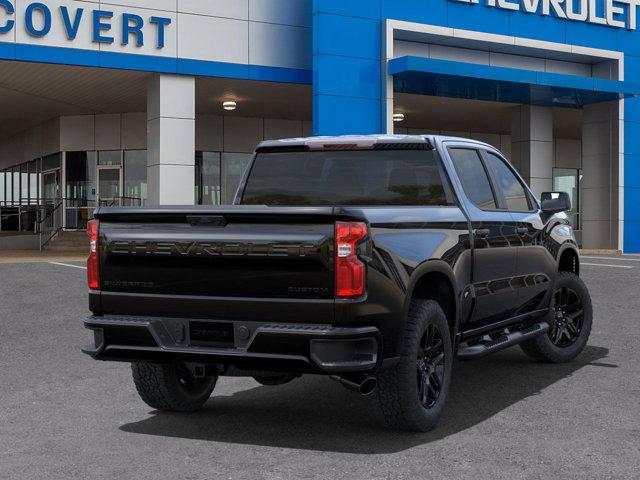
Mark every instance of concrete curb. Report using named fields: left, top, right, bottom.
left=0, top=250, right=86, bottom=264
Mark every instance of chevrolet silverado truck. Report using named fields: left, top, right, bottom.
left=82, top=135, right=592, bottom=432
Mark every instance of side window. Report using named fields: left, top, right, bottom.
left=448, top=148, right=497, bottom=210
left=483, top=152, right=531, bottom=211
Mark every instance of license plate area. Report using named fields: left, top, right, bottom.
left=189, top=321, right=235, bottom=347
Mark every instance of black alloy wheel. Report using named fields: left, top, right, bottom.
left=550, top=286, right=584, bottom=348
left=417, top=323, right=446, bottom=409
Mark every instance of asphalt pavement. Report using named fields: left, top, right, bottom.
left=0, top=256, right=639, bottom=479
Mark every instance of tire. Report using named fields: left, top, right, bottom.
left=375, top=300, right=453, bottom=432
left=131, top=362, right=217, bottom=412
left=253, top=374, right=298, bottom=386
left=520, top=271, right=593, bottom=363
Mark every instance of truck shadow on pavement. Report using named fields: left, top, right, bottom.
left=120, top=345, right=612, bottom=454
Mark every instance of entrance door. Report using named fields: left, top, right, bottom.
left=42, top=170, right=60, bottom=204
left=97, top=166, right=122, bottom=206
left=553, top=168, right=581, bottom=231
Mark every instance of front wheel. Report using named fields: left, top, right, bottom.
left=375, top=300, right=453, bottom=432
left=520, top=271, right=593, bottom=363
left=131, top=362, right=217, bottom=412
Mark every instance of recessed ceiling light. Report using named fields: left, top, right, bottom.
left=223, top=101, right=237, bottom=111
left=393, top=113, right=405, bottom=122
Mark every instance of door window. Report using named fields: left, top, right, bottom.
left=483, top=152, right=531, bottom=212
left=448, top=148, right=497, bottom=210
left=97, top=167, right=121, bottom=205
left=42, top=170, right=59, bottom=202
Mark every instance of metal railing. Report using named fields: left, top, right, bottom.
left=34, top=199, right=64, bottom=250
left=98, top=196, right=144, bottom=207
left=0, top=199, right=46, bottom=232
left=3, top=196, right=143, bottom=248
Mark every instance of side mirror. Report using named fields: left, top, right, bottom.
left=541, top=192, right=571, bottom=214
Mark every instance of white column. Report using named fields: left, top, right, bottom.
left=581, top=102, right=618, bottom=249
left=382, top=21, right=394, bottom=135
left=147, top=74, right=195, bottom=206
left=510, top=105, right=553, bottom=199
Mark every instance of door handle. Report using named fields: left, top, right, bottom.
left=516, top=227, right=529, bottom=236
left=474, top=228, right=490, bottom=239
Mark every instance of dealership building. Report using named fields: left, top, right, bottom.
left=0, top=0, right=639, bottom=251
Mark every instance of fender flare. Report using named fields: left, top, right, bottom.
left=556, top=241, right=580, bottom=275
left=397, top=259, right=461, bottom=351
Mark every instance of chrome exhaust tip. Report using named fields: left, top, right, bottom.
left=330, top=374, right=377, bottom=396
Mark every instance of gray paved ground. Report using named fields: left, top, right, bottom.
left=1, top=256, right=639, bottom=479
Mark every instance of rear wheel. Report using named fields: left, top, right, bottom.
left=131, top=362, right=217, bottom=412
left=520, top=271, right=592, bottom=363
left=376, top=300, right=453, bottom=432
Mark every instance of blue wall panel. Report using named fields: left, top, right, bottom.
left=446, top=3, right=509, bottom=35
left=508, top=11, right=566, bottom=44
left=565, top=22, right=619, bottom=51
left=313, top=94, right=381, bottom=135
left=313, top=13, right=381, bottom=59
left=624, top=155, right=640, bottom=188
left=313, top=0, right=380, bottom=20
left=625, top=121, right=640, bottom=156
left=314, top=54, right=381, bottom=99
left=624, top=221, right=640, bottom=252
left=624, top=189, right=640, bottom=221
left=618, top=30, right=640, bottom=57
left=381, top=0, right=447, bottom=26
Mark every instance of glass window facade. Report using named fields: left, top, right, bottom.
left=195, top=151, right=221, bottom=205
left=98, top=150, right=122, bottom=166
left=195, top=152, right=252, bottom=205
left=66, top=151, right=97, bottom=203
left=0, top=171, right=5, bottom=206
left=41, top=153, right=61, bottom=172
left=0, top=148, right=148, bottom=231
left=28, top=160, right=38, bottom=204
left=123, top=150, right=147, bottom=205
left=553, top=168, right=582, bottom=230
left=222, top=153, right=252, bottom=204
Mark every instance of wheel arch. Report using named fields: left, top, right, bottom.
left=401, top=260, right=459, bottom=348
left=557, top=244, right=580, bottom=276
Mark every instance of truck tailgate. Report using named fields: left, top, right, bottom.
left=93, top=206, right=337, bottom=321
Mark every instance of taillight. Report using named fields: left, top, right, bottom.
left=87, top=219, right=100, bottom=290
left=335, top=221, right=367, bottom=297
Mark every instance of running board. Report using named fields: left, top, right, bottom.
left=456, top=321, right=550, bottom=360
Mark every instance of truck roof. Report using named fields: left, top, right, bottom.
left=256, top=134, right=493, bottom=151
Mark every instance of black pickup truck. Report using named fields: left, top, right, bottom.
left=83, top=135, right=592, bottom=432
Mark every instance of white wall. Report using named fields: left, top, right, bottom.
left=0, top=118, right=60, bottom=168
left=394, top=40, right=614, bottom=79
left=197, top=115, right=312, bottom=153
left=0, top=0, right=311, bottom=70
left=554, top=139, right=582, bottom=169
left=395, top=126, right=513, bottom=158
left=0, top=113, right=313, bottom=168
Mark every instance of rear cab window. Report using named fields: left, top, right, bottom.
left=240, top=149, right=455, bottom=206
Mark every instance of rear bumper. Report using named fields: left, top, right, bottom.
left=82, top=315, right=382, bottom=374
